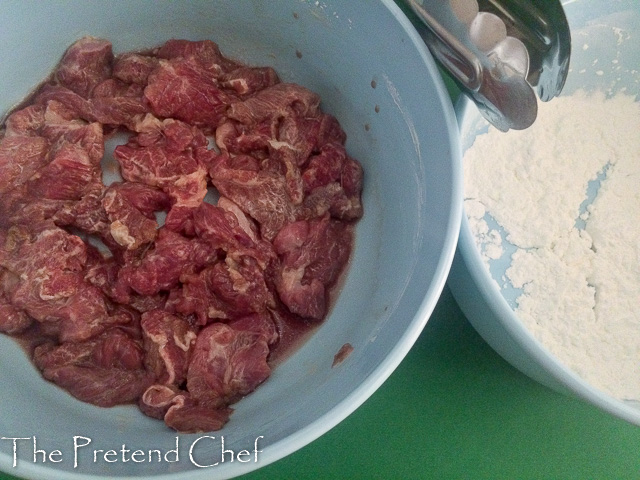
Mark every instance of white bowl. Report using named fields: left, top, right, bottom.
left=0, top=1, right=462, bottom=479
left=449, top=0, right=640, bottom=425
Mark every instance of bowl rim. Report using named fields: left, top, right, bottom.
left=454, top=94, right=640, bottom=427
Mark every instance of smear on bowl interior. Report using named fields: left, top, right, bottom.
left=0, top=37, right=364, bottom=433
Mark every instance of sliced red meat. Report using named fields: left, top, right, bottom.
left=215, top=119, right=273, bottom=157
left=229, top=312, right=279, bottom=346
left=301, top=143, right=346, bottom=193
left=167, top=256, right=274, bottom=324
left=141, top=310, right=197, bottom=385
left=27, top=143, right=100, bottom=201
left=102, top=182, right=169, bottom=250
left=139, top=385, right=232, bottom=433
left=37, top=365, right=151, bottom=407
left=144, top=57, right=235, bottom=128
left=155, top=39, right=237, bottom=74
left=55, top=37, right=113, bottom=98
left=91, top=78, right=146, bottom=98
left=4, top=104, right=46, bottom=137
left=32, top=326, right=150, bottom=407
left=274, top=112, right=322, bottom=164
left=52, top=188, right=111, bottom=235
left=192, top=201, right=275, bottom=265
left=209, top=152, right=297, bottom=241
left=227, top=83, right=320, bottom=125
left=221, top=66, right=279, bottom=96
left=186, top=322, right=271, bottom=408
left=114, top=118, right=209, bottom=207
left=40, top=102, right=105, bottom=165
left=139, top=384, right=180, bottom=419
left=0, top=225, right=124, bottom=342
left=163, top=396, right=232, bottom=433
left=113, top=53, right=159, bottom=85
left=35, top=84, right=149, bottom=130
left=116, top=228, right=217, bottom=298
left=92, top=328, right=146, bottom=371
left=0, top=282, right=32, bottom=334
left=0, top=136, right=49, bottom=194
left=273, top=214, right=353, bottom=319
left=316, top=113, right=347, bottom=147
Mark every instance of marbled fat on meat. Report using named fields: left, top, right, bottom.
left=0, top=36, right=363, bottom=433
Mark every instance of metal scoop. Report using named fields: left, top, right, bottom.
left=407, top=0, right=571, bottom=131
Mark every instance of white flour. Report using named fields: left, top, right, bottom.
left=464, top=89, right=640, bottom=401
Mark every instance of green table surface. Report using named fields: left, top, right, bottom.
left=3, top=6, right=640, bottom=480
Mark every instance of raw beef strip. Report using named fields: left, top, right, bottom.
left=84, top=248, right=120, bottom=298
left=91, top=78, right=146, bottom=99
left=35, top=85, right=93, bottom=121
left=52, top=188, right=111, bottom=236
left=217, top=196, right=262, bottom=243
left=229, top=312, right=279, bottom=346
left=89, top=96, right=149, bottom=129
left=220, top=66, right=279, bottom=96
left=55, top=37, right=113, bottom=98
left=192, top=201, right=275, bottom=266
left=155, top=39, right=237, bottom=75
left=40, top=101, right=105, bottom=164
left=113, top=53, right=159, bottom=85
left=273, top=214, right=352, bottom=319
left=116, top=228, right=217, bottom=298
left=167, top=256, right=274, bottom=324
left=210, top=146, right=363, bottom=241
left=27, top=143, right=100, bottom=201
left=33, top=328, right=152, bottom=408
left=106, top=181, right=171, bottom=216
left=102, top=182, right=169, bottom=250
left=0, top=136, right=49, bottom=194
left=141, top=310, right=197, bottom=386
left=299, top=161, right=364, bottom=222
left=35, top=84, right=149, bottom=130
left=209, top=152, right=297, bottom=241
left=315, top=113, right=347, bottom=147
left=227, top=83, right=320, bottom=125
left=114, top=118, right=209, bottom=207
left=265, top=142, right=305, bottom=206
left=214, top=119, right=273, bottom=157
left=0, top=272, right=32, bottom=334
left=0, top=225, right=124, bottom=342
left=301, top=143, right=346, bottom=193
left=139, top=385, right=232, bottom=433
left=274, top=117, right=316, bottom=170
left=186, top=322, right=271, bottom=409
left=163, top=395, right=232, bottom=433
left=3, top=104, right=46, bottom=137
left=139, top=384, right=180, bottom=419
left=144, top=57, right=235, bottom=128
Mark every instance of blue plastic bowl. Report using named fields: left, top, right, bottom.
left=0, top=1, right=461, bottom=478
left=449, top=0, right=640, bottom=427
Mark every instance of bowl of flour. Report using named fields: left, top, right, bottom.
left=448, top=0, right=640, bottom=425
